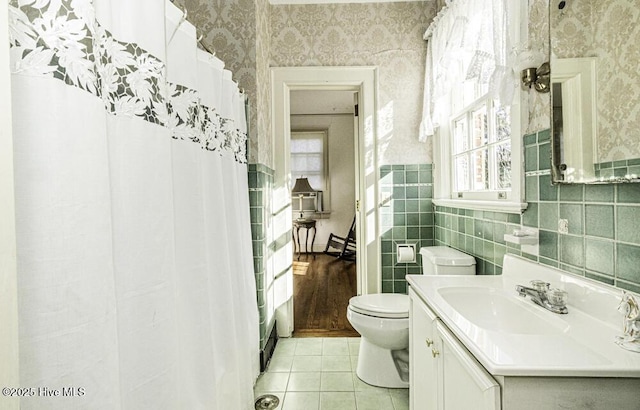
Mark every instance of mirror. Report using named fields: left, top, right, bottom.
left=550, top=0, right=640, bottom=184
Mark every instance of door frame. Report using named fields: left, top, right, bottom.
left=271, top=66, right=380, bottom=334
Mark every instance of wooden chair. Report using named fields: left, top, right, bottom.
left=323, top=216, right=356, bottom=261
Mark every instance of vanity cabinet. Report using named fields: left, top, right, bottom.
left=409, top=288, right=501, bottom=410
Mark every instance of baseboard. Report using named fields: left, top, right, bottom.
left=259, top=321, right=278, bottom=372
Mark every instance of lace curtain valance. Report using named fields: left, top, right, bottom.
left=419, top=0, right=516, bottom=142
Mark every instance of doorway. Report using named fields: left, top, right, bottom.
left=271, top=67, right=380, bottom=337
left=289, top=90, right=358, bottom=337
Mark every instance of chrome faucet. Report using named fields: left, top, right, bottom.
left=516, top=280, right=568, bottom=314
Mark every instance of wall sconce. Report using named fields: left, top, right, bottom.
left=291, top=177, right=315, bottom=221
left=517, top=49, right=551, bottom=93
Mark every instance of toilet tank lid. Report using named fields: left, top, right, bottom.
left=419, top=246, right=476, bottom=266
left=349, top=294, right=409, bottom=318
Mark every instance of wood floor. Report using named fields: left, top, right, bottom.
left=293, top=253, right=359, bottom=338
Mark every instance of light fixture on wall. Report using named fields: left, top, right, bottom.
left=291, top=177, right=315, bottom=221
left=517, top=48, right=551, bottom=93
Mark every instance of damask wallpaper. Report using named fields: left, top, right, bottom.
left=527, top=0, right=552, bottom=134
left=270, top=2, right=437, bottom=165
left=173, top=0, right=273, bottom=165
left=551, top=0, right=640, bottom=162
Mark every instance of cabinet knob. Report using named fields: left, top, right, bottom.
left=431, top=348, right=440, bottom=358
left=425, top=338, right=433, bottom=347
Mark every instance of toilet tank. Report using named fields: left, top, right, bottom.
left=419, top=246, right=476, bottom=275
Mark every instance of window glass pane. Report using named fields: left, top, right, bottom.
left=454, top=155, right=469, bottom=192
left=291, top=133, right=325, bottom=191
left=495, top=104, right=511, bottom=142
left=471, top=105, right=487, bottom=148
left=453, top=118, right=468, bottom=153
left=495, top=142, right=512, bottom=189
left=472, top=149, right=489, bottom=190
left=291, top=138, right=323, bottom=153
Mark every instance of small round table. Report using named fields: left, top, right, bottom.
left=292, top=218, right=316, bottom=260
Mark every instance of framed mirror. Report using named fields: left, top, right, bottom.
left=550, top=0, right=640, bottom=184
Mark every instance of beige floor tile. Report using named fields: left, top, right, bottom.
left=321, top=355, right=352, bottom=372
left=319, top=392, right=356, bottom=410
left=287, top=372, right=321, bottom=392
left=254, top=372, right=290, bottom=392
left=282, top=392, right=320, bottom=410
left=320, top=372, right=354, bottom=392
left=291, top=355, right=322, bottom=372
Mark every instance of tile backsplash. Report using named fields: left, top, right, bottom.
left=435, top=129, right=640, bottom=295
left=380, top=164, right=434, bottom=294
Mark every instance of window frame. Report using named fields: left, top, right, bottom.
left=431, top=1, right=527, bottom=214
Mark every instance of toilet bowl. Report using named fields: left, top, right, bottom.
left=347, top=246, right=475, bottom=388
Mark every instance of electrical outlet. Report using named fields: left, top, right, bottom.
left=558, top=219, right=569, bottom=234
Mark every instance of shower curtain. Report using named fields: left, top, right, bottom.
left=8, top=1, right=259, bottom=409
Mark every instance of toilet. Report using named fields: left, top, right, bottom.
left=347, top=246, right=476, bottom=388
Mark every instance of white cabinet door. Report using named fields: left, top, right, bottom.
left=436, top=321, right=501, bottom=410
left=409, top=288, right=438, bottom=410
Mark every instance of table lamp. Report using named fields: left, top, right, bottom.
left=291, top=177, right=315, bottom=221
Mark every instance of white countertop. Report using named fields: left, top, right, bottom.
left=406, top=255, right=640, bottom=378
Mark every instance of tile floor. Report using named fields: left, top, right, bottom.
left=254, top=337, right=409, bottom=410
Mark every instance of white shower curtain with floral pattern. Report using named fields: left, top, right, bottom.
left=8, top=0, right=259, bottom=409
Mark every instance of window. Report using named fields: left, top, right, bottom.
left=290, top=131, right=327, bottom=191
left=290, top=130, right=329, bottom=212
left=452, top=99, right=512, bottom=197
left=425, top=0, right=526, bottom=212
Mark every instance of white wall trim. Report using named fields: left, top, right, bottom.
left=271, top=66, right=380, bottom=334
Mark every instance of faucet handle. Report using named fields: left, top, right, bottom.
left=530, top=280, right=550, bottom=292
left=547, top=288, right=568, bottom=307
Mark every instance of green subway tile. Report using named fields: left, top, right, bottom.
left=559, top=184, right=584, bottom=202
left=406, top=186, right=419, bottom=199
left=406, top=164, right=420, bottom=171
left=559, top=203, right=583, bottom=235
left=525, top=146, right=538, bottom=172
left=600, top=161, right=613, bottom=169
left=585, top=184, right=615, bottom=202
left=539, top=174, right=558, bottom=201
left=494, top=244, right=506, bottom=266
left=539, top=230, right=558, bottom=260
left=394, top=200, right=406, bottom=212
left=406, top=199, right=420, bottom=212
left=584, top=204, right=614, bottom=239
left=464, top=218, right=474, bottom=236
left=584, top=238, right=614, bottom=276
left=493, top=222, right=507, bottom=245
left=560, top=235, right=584, bottom=268
left=538, top=142, right=551, bottom=171
left=406, top=171, right=419, bottom=183
left=525, top=175, right=539, bottom=201
left=420, top=226, right=434, bottom=240
left=248, top=172, right=257, bottom=187
left=616, top=243, right=640, bottom=283
left=394, top=281, right=408, bottom=294
left=523, top=133, right=537, bottom=146
left=539, top=257, right=558, bottom=268
left=407, top=227, right=420, bottom=239
left=537, top=129, right=551, bottom=142
left=617, top=205, right=640, bottom=244
left=392, top=165, right=405, bottom=170
left=522, top=252, right=538, bottom=261
left=382, top=266, right=393, bottom=280
left=628, top=158, right=640, bottom=166
left=392, top=227, right=406, bottom=239
left=419, top=169, right=433, bottom=183
left=523, top=202, right=538, bottom=227
left=613, top=168, right=627, bottom=178
left=421, top=212, right=434, bottom=226
left=382, top=281, right=394, bottom=293
left=419, top=199, right=433, bottom=212
left=393, top=266, right=407, bottom=279
left=538, top=202, right=558, bottom=231
left=559, top=263, right=584, bottom=276
left=617, top=184, right=640, bottom=203
left=382, top=253, right=393, bottom=267
left=406, top=213, right=420, bottom=226
left=393, top=214, right=406, bottom=226
left=508, top=213, right=521, bottom=224
left=617, top=281, right=640, bottom=294
left=482, top=222, right=494, bottom=241
left=393, top=170, right=405, bottom=184
left=473, top=219, right=485, bottom=237
left=381, top=229, right=393, bottom=240
left=381, top=213, right=392, bottom=228
left=393, top=186, right=406, bottom=199
left=419, top=185, right=433, bottom=198
left=381, top=240, right=393, bottom=253
left=613, top=159, right=627, bottom=168
left=585, top=272, right=615, bottom=286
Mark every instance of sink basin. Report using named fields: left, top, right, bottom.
left=438, top=287, right=568, bottom=335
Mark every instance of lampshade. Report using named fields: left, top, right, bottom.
left=291, top=177, right=315, bottom=193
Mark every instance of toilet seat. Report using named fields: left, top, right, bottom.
left=349, top=294, right=409, bottom=319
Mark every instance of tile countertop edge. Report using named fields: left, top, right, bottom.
left=406, top=274, right=640, bottom=378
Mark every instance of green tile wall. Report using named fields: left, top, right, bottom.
left=433, top=129, right=640, bottom=294
left=595, top=158, right=640, bottom=181
left=380, top=164, right=434, bottom=294
left=248, top=163, right=274, bottom=349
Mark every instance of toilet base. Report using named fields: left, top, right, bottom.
left=355, top=337, right=409, bottom=388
